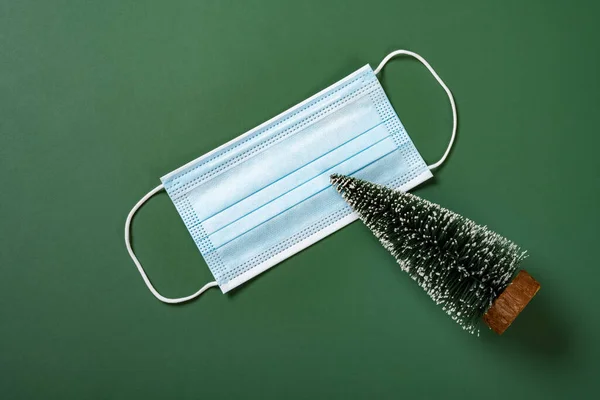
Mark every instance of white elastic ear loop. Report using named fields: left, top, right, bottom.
left=374, top=50, right=457, bottom=170
left=124, top=184, right=218, bottom=303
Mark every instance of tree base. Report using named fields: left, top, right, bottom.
left=483, top=270, right=540, bottom=335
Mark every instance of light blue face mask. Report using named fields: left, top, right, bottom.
left=125, top=50, right=457, bottom=303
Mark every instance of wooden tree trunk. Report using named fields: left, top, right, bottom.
left=483, top=270, right=540, bottom=334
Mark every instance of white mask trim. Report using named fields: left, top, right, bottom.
left=373, top=49, right=457, bottom=170
left=124, top=183, right=218, bottom=303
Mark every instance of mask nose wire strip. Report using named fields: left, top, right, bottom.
left=374, top=49, right=457, bottom=171
left=124, top=183, right=218, bottom=303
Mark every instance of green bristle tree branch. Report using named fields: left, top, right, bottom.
left=331, top=174, right=526, bottom=334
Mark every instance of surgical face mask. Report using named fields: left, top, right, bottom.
left=125, top=50, right=457, bottom=303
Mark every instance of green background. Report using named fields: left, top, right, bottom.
left=1, top=0, right=599, bottom=398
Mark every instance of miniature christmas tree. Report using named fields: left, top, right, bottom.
left=330, top=174, right=539, bottom=335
